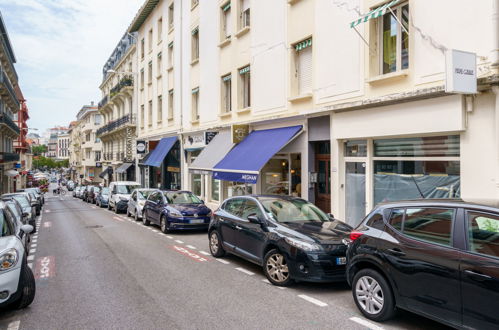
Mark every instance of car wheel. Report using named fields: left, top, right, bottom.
left=126, top=209, right=131, bottom=217
left=352, top=269, right=396, bottom=322
left=263, top=249, right=293, bottom=287
left=11, top=264, right=36, bottom=309
left=114, top=205, right=119, bottom=214
left=142, top=212, right=150, bottom=226
left=160, top=216, right=171, bottom=233
left=107, top=203, right=111, bottom=210
left=209, top=231, right=225, bottom=257
left=134, top=209, right=139, bottom=221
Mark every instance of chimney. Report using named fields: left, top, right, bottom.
left=91, top=101, right=95, bottom=106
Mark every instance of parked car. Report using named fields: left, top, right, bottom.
left=75, top=186, right=86, bottom=199
left=86, top=186, right=101, bottom=204
left=81, top=186, right=92, bottom=202
left=108, top=181, right=141, bottom=213
left=18, top=191, right=40, bottom=216
left=0, top=201, right=36, bottom=309
left=209, top=195, right=352, bottom=286
left=127, top=189, right=156, bottom=220
left=345, top=199, right=499, bottom=329
left=1, top=194, right=36, bottom=232
left=95, top=187, right=110, bottom=208
left=72, top=186, right=80, bottom=197
left=67, top=180, right=75, bottom=191
left=18, top=188, right=44, bottom=206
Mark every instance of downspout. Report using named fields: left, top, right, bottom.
left=179, top=0, right=185, bottom=189
left=493, top=0, right=499, bottom=205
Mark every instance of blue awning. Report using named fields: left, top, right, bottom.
left=213, top=125, right=302, bottom=183
left=143, top=136, right=178, bottom=167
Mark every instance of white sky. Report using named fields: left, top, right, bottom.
left=0, top=0, right=144, bottom=133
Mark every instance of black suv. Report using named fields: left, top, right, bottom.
left=346, top=199, right=499, bottom=329
left=209, top=195, right=352, bottom=286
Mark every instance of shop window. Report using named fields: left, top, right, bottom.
left=222, top=181, right=253, bottom=198
left=211, top=177, right=220, bottom=202
left=221, top=74, right=232, bottom=113
left=239, top=66, right=250, bottom=109
left=374, top=136, right=459, bottom=157
left=403, top=208, right=453, bottom=247
left=378, top=2, right=409, bottom=74
left=345, top=140, right=367, bottom=157
left=191, top=174, right=202, bottom=197
left=261, top=158, right=290, bottom=196
left=221, top=2, right=232, bottom=40
left=191, top=27, right=199, bottom=62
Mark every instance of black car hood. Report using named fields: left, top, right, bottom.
left=169, top=204, right=211, bottom=216
left=278, top=220, right=352, bottom=244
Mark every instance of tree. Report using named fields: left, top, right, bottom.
left=31, top=145, right=48, bottom=156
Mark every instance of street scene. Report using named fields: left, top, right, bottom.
left=0, top=0, right=498, bottom=329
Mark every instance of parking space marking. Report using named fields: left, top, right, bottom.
left=43, top=222, right=52, bottom=228
left=27, top=263, right=33, bottom=269
left=199, top=251, right=210, bottom=256
left=170, top=245, right=209, bottom=262
left=45, top=209, right=51, bottom=213
left=29, top=249, right=36, bottom=254
left=35, top=256, right=56, bottom=280
left=216, top=259, right=230, bottom=265
left=186, top=245, right=196, bottom=250
left=297, top=295, right=328, bottom=307
left=27, top=255, right=34, bottom=261
left=349, top=317, right=385, bottom=330
left=7, top=320, right=20, bottom=330
left=166, top=235, right=173, bottom=239
left=235, top=267, right=255, bottom=275
left=112, top=216, right=125, bottom=222
left=31, top=239, right=37, bottom=243
left=30, top=244, right=37, bottom=248
left=174, top=240, right=184, bottom=244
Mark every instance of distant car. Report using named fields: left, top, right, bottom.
left=95, top=187, right=110, bottom=208
left=143, top=190, right=212, bottom=232
left=209, top=195, right=352, bottom=286
left=18, top=188, right=44, bottom=206
left=75, top=186, right=86, bottom=199
left=108, top=181, right=141, bottom=214
left=72, top=186, right=79, bottom=197
left=18, top=191, right=40, bottom=216
left=86, top=186, right=101, bottom=204
left=1, top=194, right=36, bottom=232
left=67, top=181, right=75, bottom=191
left=127, top=189, right=156, bottom=221
left=0, top=201, right=36, bottom=309
left=346, top=199, right=499, bottom=329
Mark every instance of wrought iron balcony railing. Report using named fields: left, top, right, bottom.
left=0, top=113, right=20, bottom=135
left=110, top=76, right=133, bottom=99
left=0, top=68, right=20, bottom=109
left=0, top=152, right=20, bottom=163
left=96, top=113, right=135, bottom=136
left=98, top=95, right=109, bottom=109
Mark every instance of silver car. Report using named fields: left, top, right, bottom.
left=127, top=189, right=156, bottom=221
left=0, top=201, right=35, bottom=309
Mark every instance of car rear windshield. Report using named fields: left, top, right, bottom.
left=101, top=188, right=110, bottom=194
left=259, top=198, right=329, bottom=223
left=163, top=192, right=202, bottom=204
left=116, top=185, right=140, bottom=194
left=13, top=196, right=30, bottom=208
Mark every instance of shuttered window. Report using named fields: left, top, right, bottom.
left=297, top=46, right=312, bottom=94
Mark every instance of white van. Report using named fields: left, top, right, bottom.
left=108, top=181, right=141, bottom=214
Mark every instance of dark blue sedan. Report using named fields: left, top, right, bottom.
left=143, top=190, right=212, bottom=233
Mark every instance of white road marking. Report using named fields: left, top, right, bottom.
left=28, top=263, right=33, bottom=269
left=235, top=267, right=254, bottom=275
left=32, top=235, right=38, bottom=239
left=186, top=245, right=196, bottom=250
left=27, top=255, right=34, bottom=261
left=30, top=244, right=37, bottom=248
left=29, top=249, right=36, bottom=254
left=174, top=240, right=184, bottom=244
left=349, top=317, right=385, bottom=330
left=113, top=216, right=124, bottom=222
left=45, top=209, right=51, bottom=213
left=216, top=259, right=230, bottom=265
left=7, top=320, right=20, bottom=330
left=152, top=230, right=159, bottom=233
left=166, top=235, right=173, bottom=239
left=297, top=295, right=328, bottom=307
left=31, top=239, right=37, bottom=243
left=199, top=251, right=210, bottom=256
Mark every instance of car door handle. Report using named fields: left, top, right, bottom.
left=464, top=270, right=492, bottom=280
left=387, top=248, right=406, bottom=256
left=235, top=225, right=242, bottom=230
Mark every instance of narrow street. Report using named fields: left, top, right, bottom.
left=0, top=190, right=449, bottom=330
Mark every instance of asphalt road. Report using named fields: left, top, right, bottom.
left=0, top=190, right=452, bottom=330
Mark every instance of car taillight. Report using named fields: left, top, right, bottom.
left=349, top=231, right=364, bottom=241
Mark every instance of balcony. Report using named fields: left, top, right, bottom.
left=0, top=152, right=20, bottom=163
left=96, top=113, right=136, bottom=137
left=115, top=152, right=125, bottom=161
left=98, top=95, right=109, bottom=109
left=103, top=152, right=114, bottom=161
left=0, top=113, right=20, bottom=136
left=0, top=68, right=19, bottom=110
left=110, top=76, right=133, bottom=100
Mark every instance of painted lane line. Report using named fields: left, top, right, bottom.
left=7, top=320, right=20, bottom=330
left=35, top=256, right=56, bottom=279
left=27, top=263, right=33, bottom=269
left=186, top=245, right=197, bottom=250
left=349, top=317, right=385, bottom=330
left=262, top=278, right=286, bottom=289
left=235, top=267, right=255, bottom=275
left=29, top=249, right=36, bottom=254
left=216, top=259, right=230, bottom=265
left=45, top=209, right=51, bottom=213
left=170, top=245, right=209, bottom=262
left=27, top=255, right=34, bottom=261
left=43, top=222, right=52, bottom=228
left=30, top=244, right=37, bottom=248
left=297, top=295, right=328, bottom=307
left=199, top=251, right=210, bottom=256
left=113, top=216, right=125, bottom=222
left=174, top=240, right=184, bottom=244
left=166, top=235, right=173, bottom=239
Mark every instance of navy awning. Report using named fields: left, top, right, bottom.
left=116, top=163, right=133, bottom=174
left=143, top=137, right=178, bottom=167
left=213, top=125, right=302, bottom=184
left=99, top=166, right=113, bottom=178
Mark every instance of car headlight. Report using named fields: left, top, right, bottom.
left=0, top=248, right=18, bottom=271
left=284, top=237, right=322, bottom=252
left=119, top=196, right=128, bottom=201
left=169, top=211, right=183, bottom=218
left=138, top=201, right=145, bottom=206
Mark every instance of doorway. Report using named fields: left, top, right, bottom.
left=314, top=141, right=331, bottom=213
left=345, top=161, right=366, bottom=226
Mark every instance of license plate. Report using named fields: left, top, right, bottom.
left=336, top=257, right=347, bottom=265
left=190, top=219, right=204, bottom=224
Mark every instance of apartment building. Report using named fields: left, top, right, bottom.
left=57, top=133, right=70, bottom=160
left=125, top=0, right=499, bottom=225
left=13, top=86, right=32, bottom=190
left=0, top=12, right=20, bottom=194
left=98, top=32, right=138, bottom=183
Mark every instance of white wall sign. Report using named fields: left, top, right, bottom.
left=184, top=133, right=205, bottom=150
left=445, top=49, right=477, bottom=94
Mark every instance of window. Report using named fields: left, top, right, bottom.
left=221, top=74, right=232, bottom=113
left=140, top=38, right=145, bottom=58
left=294, top=38, right=312, bottom=95
left=157, top=52, right=162, bottom=74
left=168, top=89, right=174, bottom=120
left=240, top=199, right=263, bottom=220
left=157, top=95, right=163, bottom=123
left=191, top=173, right=202, bottom=196
left=388, top=208, right=404, bottom=231
left=157, top=18, right=163, bottom=42
left=148, top=29, right=153, bottom=52
left=191, top=27, right=199, bottom=62
left=239, top=66, right=250, bottom=109
left=467, top=212, right=499, bottom=257
left=211, top=178, right=220, bottom=201
left=378, top=2, right=409, bottom=74
left=192, top=0, right=199, bottom=8
left=1, top=210, right=14, bottom=237
left=403, top=208, right=453, bottom=246
left=223, top=198, right=245, bottom=217
left=168, top=42, right=174, bottom=68
left=94, top=114, right=102, bottom=125
left=221, top=2, right=232, bottom=40
left=192, top=87, right=199, bottom=121
left=148, top=100, right=153, bottom=126
left=168, top=3, right=174, bottom=29
left=366, top=212, right=385, bottom=230
left=148, top=61, right=153, bottom=84
left=140, top=69, right=145, bottom=89
left=239, top=0, right=250, bottom=29
left=345, top=140, right=367, bottom=157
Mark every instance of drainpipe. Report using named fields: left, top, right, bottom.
left=179, top=0, right=185, bottom=190
left=492, top=0, right=499, bottom=73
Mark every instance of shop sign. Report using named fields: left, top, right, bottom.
left=231, top=125, right=249, bottom=144
left=213, top=171, right=258, bottom=184
left=96, top=162, right=102, bottom=168
left=136, top=140, right=147, bottom=154
left=184, top=133, right=205, bottom=149
left=445, top=49, right=477, bottom=94
left=205, top=131, right=218, bottom=144
left=14, top=163, right=21, bottom=169
left=167, top=166, right=180, bottom=173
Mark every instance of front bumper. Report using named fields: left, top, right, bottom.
left=288, top=250, right=347, bottom=283
left=100, top=199, right=109, bottom=206
left=0, top=266, right=22, bottom=307
left=166, top=216, right=210, bottom=231
left=116, top=200, right=129, bottom=211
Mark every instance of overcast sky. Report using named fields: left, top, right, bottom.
left=0, top=0, right=144, bottom=134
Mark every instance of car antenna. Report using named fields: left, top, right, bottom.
left=411, top=175, right=425, bottom=199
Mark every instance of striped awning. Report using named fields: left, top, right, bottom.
left=239, top=66, right=250, bottom=74
left=191, top=27, right=199, bottom=35
left=295, top=38, right=312, bottom=51
left=191, top=87, right=199, bottom=94
left=350, top=0, right=401, bottom=28
left=222, top=75, right=231, bottom=82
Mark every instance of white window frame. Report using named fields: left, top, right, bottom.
left=221, top=75, right=232, bottom=113
left=191, top=28, right=199, bottom=62
left=239, top=0, right=250, bottom=30
left=168, top=89, right=174, bottom=120
left=239, top=66, right=250, bottom=109
left=192, top=88, right=199, bottom=121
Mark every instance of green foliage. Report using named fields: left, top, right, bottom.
left=33, top=156, right=68, bottom=169
left=31, top=145, right=48, bottom=156
left=482, top=219, right=499, bottom=233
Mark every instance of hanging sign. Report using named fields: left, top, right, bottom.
left=445, top=49, right=477, bottom=94
left=231, top=125, right=249, bottom=144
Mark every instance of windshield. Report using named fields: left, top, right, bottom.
left=101, top=188, right=110, bottom=195
left=13, top=196, right=30, bottom=209
left=116, top=185, right=140, bottom=194
left=259, top=198, right=330, bottom=223
left=163, top=192, right=202, bottom=204
left=138, top=190, right=154, bottom=200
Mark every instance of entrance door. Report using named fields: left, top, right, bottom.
left=345, top=162, right=366, bottom=226
left=315, top=156, right=331, bottom=213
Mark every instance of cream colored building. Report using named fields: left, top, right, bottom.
left=125, top=0, right=499, bottom=225
left=98, top=32, right=138, bottom=184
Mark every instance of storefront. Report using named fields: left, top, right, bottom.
left=141, top=136, right=181, bottom=189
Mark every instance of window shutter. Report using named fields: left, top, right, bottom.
left=225, top=10, right=232, bottom=36
left=298, top=47, right=312, bottom=94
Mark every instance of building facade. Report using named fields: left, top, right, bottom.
left=57, top=133, right=70, bottom=160
left=98, top=32, right=138, bottom=184
left=13, top=86, right=32, bottom=190
left=0, top=12, right=20, bottom=194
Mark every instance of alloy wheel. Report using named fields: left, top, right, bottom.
left=355, top=275, right=384, bottom=315
left=265, top=253, right=289, bottom=283
left=210, top=232, right=219, bottom=254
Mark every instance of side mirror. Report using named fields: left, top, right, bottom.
left=247, top=215, right=263, bottom=224
left=328, top=213, right=335, bottom=219
left=22, top=212, right=29, bottom=218
left=21, top=224, right=34, bottom=234
left=200, top=200, right=205, bottom=204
